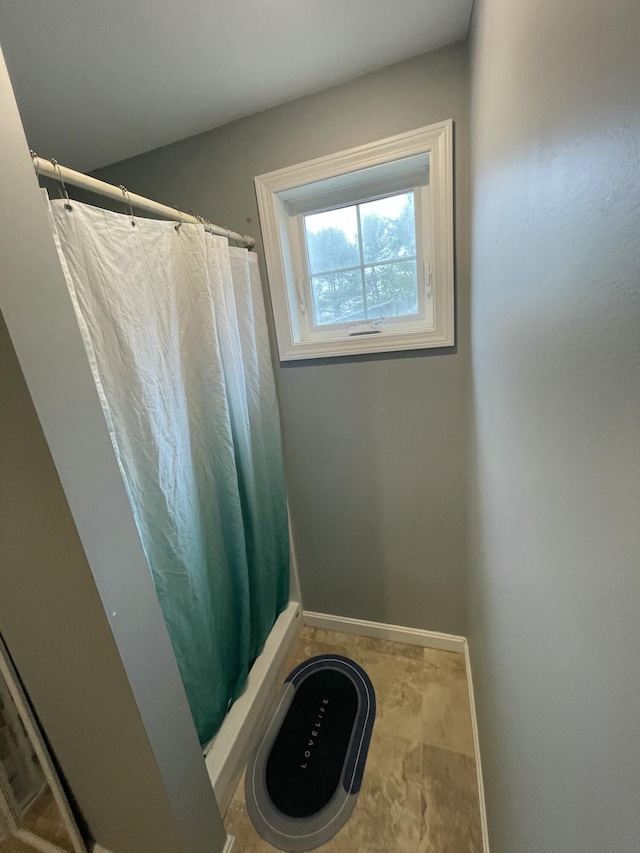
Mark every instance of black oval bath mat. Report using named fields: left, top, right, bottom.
left=245, top=655, right=376, bottom=852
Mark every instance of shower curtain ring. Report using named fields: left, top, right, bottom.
left=50, top=158, right=73, bottom=211
left=30, top=150, right=41, bottom=178
left=172, top=206, right=184, bottom=232
left=119, top=185, right=136, bottom=227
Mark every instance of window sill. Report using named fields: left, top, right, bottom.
left=279, top=328, right=454, bottom=361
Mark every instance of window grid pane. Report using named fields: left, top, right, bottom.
left=304, top=192, right=418, bottom=326
left=354, top=202, right=368, bottom=319
left=365, top=260, right=419, bottom=319
left=360, top=192, right=416, bottom=264
left=310, top=269, right=365, bottom=325
left=308, top=254, right=416, bottom=278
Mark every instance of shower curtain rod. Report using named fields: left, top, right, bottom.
left=31, top=152, right=255, bottom=249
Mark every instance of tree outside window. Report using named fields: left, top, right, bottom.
left=304, top=193, right=418, bottom=326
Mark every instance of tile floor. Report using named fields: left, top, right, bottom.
left=0, top=787, right=74, bottom=853
left=224, top=625, right=483, bottom=852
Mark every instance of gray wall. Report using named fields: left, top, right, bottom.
left=1, top=315, right=184, bottom=852
left=96, top=43, right=471, bottom=634
left=0, top=48, right=227, bottom=853
left=468, top=1, right=640, bottom=851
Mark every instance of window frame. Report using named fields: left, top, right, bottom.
left=255, top=120, right=454, bottom=361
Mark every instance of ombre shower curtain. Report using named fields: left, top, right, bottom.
left=47, top=197, right=289, bottom=744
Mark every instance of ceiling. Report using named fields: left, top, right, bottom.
left=0, top=1, right=472, bottom=172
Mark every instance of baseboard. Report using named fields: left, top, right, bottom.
left=205, top=600, right=303, bottom=815
left=303, top=610, right=466, bottom=654
left=303, top=610, right=490, bottom=853
left=462, top=641, right=491, bottom=853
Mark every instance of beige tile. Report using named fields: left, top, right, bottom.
left=0, top=793, right=75, bottom=853
left=422, top=648, right=475, bottom=757
left=325, top=731, right=422, bottom=853
left=350, top=633, right=424, bottom=661
left=225, top=736, right=422, bottom=853
left=0, top=836, right=42, bottom=853
left=284, top=627, right=353, bottom=673
left=225, top=795, right=275, bottom=853
left=356, top=645, right=426, bottom=743
left=297, top=627, right=423, bottom=661
left=225, top=626, right=481, bottom=853
left=292, top=627, right=423, bottom=661
left=419, top=744, right=482, bottom=853
left=284, top=629, right=426, bottom=742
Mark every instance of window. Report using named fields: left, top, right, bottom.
left=304, top=192, right=420, bottom=327
left=255, top=121, right=454, bottom=360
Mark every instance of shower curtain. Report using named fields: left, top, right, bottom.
left=47, top=197, right=290, bottom=744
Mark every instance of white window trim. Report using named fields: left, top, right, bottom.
left=255, top=120, right=454, bottom=361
